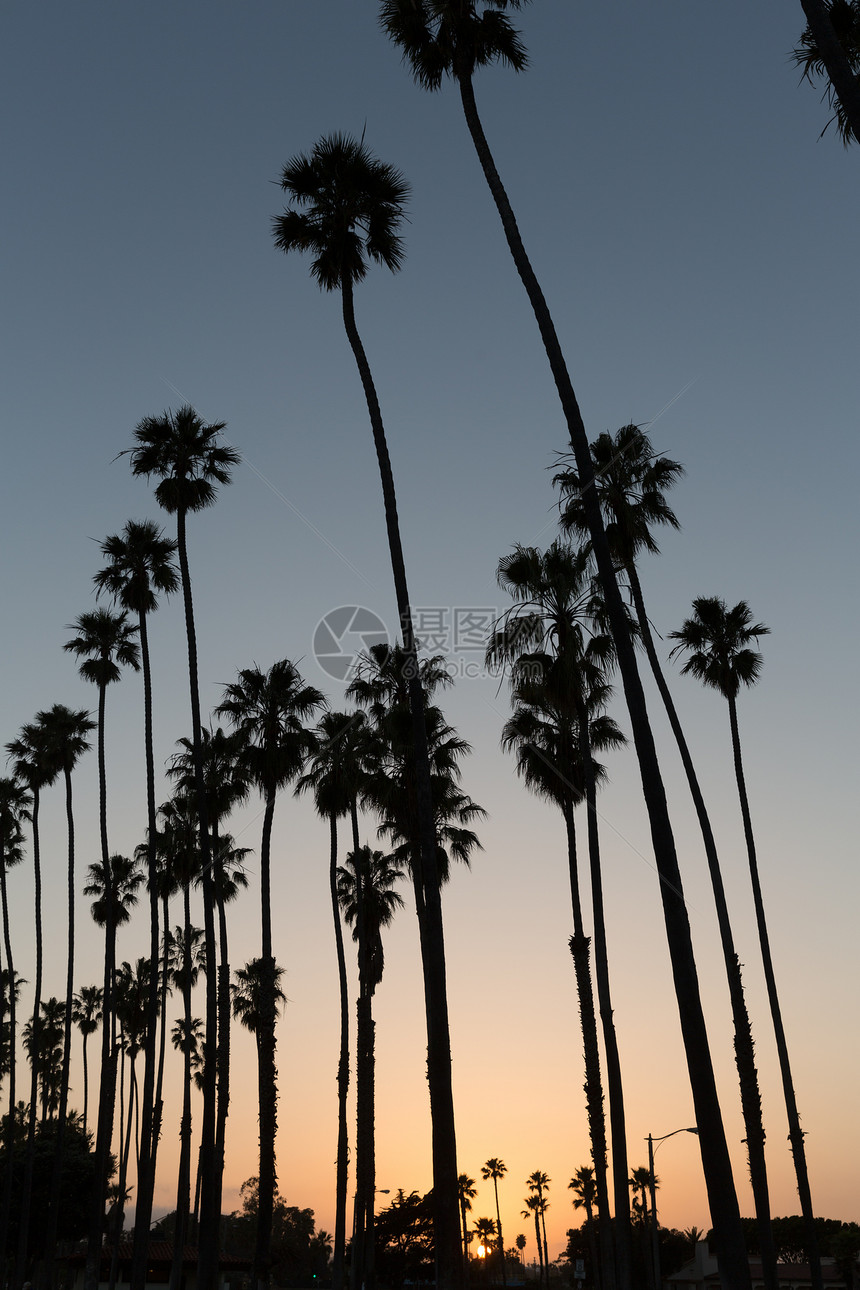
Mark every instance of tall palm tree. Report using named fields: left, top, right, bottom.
left=127, top=405, right=239, bottom=1290
left=379, top=8, right=749, bottom=1280
left=556, top=427, right=778, bottom=1289
left=488, top=542, right=626, bottom=1288
left=669, top=597, right=821, bottom=1288
left=296, top=709, right=375, bottom=1290
left=72, top=985, right=104, bottom=1137
left=0, top=775, right=31, bottom=1264
left=793, top=0, right=860, bottom=144
left=338, top=846, right=404, bottom=1290
left=6, top=719, right=60, bottom=1285
left=569, top=1169, right=600, bottom=1290
left=457, top=1174, right=477, bottom=1283
left=216, top=660, right=324, bottom=1290
left=274, top=137, right=463, bottom=1290
left=478, top=1162, right=506, bottom=1284
left=94, top=517, right=178, bottom=1278
left=525, top=1173, right=550, bottom=1283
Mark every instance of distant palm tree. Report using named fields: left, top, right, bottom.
left=379, top=6, right=749, bottom=1279
left=127, top=404, right=239, bottom=1290
left=521, top=1198, right=543, bottom=1288
left=0, top=775, right=30, bottom=1262
left=22, top=996, right=65, bottom=1121
left=480, top=1160, right=507, bottom=1287
left=670, top=597, right=820, bottom=1288
left=72, top=985, right=104, bottom=1136
left=216, top=660, right=324, bottom=1290
left=95, top=517, right=178, bottom=1274
left=274, top=136, right=462, bottom=1289
left=569, top=1169, right=599, bottom=1290
left=526, top=1173, right=550, bottom=1283
left=338, top=846, right=404, bottom=1290
left=458, top=1175, right=477, bottom=1282
left=473, top=1218, right=497, bottom=1283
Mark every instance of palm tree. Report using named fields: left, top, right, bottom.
left=296, top=709, right=375, bottom=1290
left=379, top=8, right=749, bottom=1280
left=216, top=660, right=324, bottom=1290
left=94, top=517, right=178, bottom=1277
left=488, top=543, right=626, bottom=1287
left=0, top=775, right=31, bottom=1263
left=521, top=1197, right=543, bottom=1289
left=669, top=597, right=821, bottom=1287
left=72, top=985, right=104, bottom=1136
left=569, top=1169, right=600, bottom=1290
left=274, top=137, right=463, bottom=1290
left=231, top=958, right=287, bottom=1042
left=111, top=958, right=152, bottom=1290
left=556, top=426, right=778, bottom=1289
left=22, top=996, right=65, bottom=1121
left=127, top=404, right=239, bottom=1290
left=480, top=1160, right=507, bottom=1287
left=457, top=1175, right=477, bottom=1283
left=793, top=0, right=860, bottom=144
left=338, top=846, right=404, bottom=1290
left=6, top=719, right=60, bottom=1284
left=526, top=1173, right=550, bottom=1283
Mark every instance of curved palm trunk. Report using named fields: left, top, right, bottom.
left=174, top=506, right=220, bottom=1290
left=17, top=787, right=43, bottom=1288
left=153, top=889, right=171, bottom=1155
left=169, top=889, right=194, bottom=1290
left=491, top=1181, right=505, bottom=1288
left=330, top=813, right=350, bottom=1290
left=579, top=724, right=632, bottom=1290
left=43, top=766, right=79, bottom=1289
left=459, top=1195, right=470, bottom=1285
left=251, top=789, right=279, bottom=1290
left=562, top=798, right=615, bottom=1290
left=131, top=608, right=161, bottom=1290
left=352, top=884, right=374, bottom=1290
left=456, top=71, right=749, bottom=1290
left=213, top=824, right=231, bottom=1243
left=727, top=694, right=822, bottom=1290
left=0, top=845, right=18, bottom=1274
left=341, top=278, right=462, bottom=1290
left=627, top=565, right=777, bottom=1287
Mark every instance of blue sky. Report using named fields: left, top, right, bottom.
left=1, top=0, right=858, bottom=1250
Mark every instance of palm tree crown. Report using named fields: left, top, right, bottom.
left=64, top=608, right=140, bottom=687
left=93, top=518, right=179, bottom=614
left=274, top=133, right=408, bottom=290
left=337, top=847, right=405, bottom=994
left=668, top=597, right=769, bottom=701
left=380, top=0, right=529, bottom=89
left=216, top=660, right=325, bottom=797
left=126, top=405, right=240, bottom=517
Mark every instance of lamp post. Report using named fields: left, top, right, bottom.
left=647, top=1127, right=698, bottom=1290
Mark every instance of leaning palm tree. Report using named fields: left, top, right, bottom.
left=94, top=517, right=178, bottom=1275
left=216, top=660, right=324, bottom=1290
left=556, top=426, right=778, bottom=1290
left=670, top=597, right=821, bottom=1288
left=457, top=1174, right=477, bottom=1283
left=480, top=1160, right=507, bottom=1287
left=0, top=775, right=31, bottom=1263
left=126, top=405, right=239, bottom=1290
left=338, top=846, right=404, bottom=1290
left=296, top=709, right=375, bottom=1290
left=379, top=8, right=749, bottom=1280
left=274, top=136, right=463, bottom=1290
left=569, top=1169, right=600, bottom=1290
left=73, top=985, right=104, bottom=1136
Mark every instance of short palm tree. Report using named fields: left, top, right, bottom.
left=670, top=597, right=820, bottom=1287
left=525, top=1173, right=550, bottom=1281
left=274, top=137, right=463, bottom=1289
left=521, top=1197, right=543, bottom=1289
left=569, top=1169, right=599, bottom=1290
left=556, top=427, right=778, bottom=1289
left=216, top=660, right=324, bottom=1290
left=127, top=405, right=239, bottom=1289
left=94, top=517, right=178, bottom=1270
left=793, top=0, right=860, bottom=144
left=480, top=1160, right=507, bottom=1286
left=379, top=6, right=749, bottom=1278
left=338, top=846, right=404, bottom=1290
left=458, top=1174, right=477, bottom=1282
left=73, top=985, right=104, bottom=1136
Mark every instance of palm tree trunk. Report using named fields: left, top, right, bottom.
left=174, top=506, right=220, bottom=1290
left=330, top=813, right=350, bottom=1290
left=341, top=277, right=462, bottom=1290
left=131, top=608, right=160, bottom=1290
left=109, top=1054, right=137, bottom=1290
left=252, top=789, right=279, bottom=1290
left=532, top=1208, right=543, bottom=1289
left=456, top=70, right=749, bottom=1290
left=492, top=1180, right=505, bottom=1288
left=214, top=824, right=231, bottom=1245
left=579, top=723, right=632, bottom=1290
left=563, top=797, right=615, bottom=1290
left=627, top=565, right=777, bottom=1288
left=169, top=889, right=194, bottom=1290
left=798, top=0, right=860, bottom=141
left=17, top=787, right=43, bottom=1288
left=585, top=1203, right=600, bottom=1290
left=153, top=890, right=171, bottom=1158
left=727, top=694, right=822, bottom=1290
left=459, top=1195, right=470, bottom=1286
left=351, top=855, right=369, bottom=1290
left=0, top=842, right=18, bottom=1273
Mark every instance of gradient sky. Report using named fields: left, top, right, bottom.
left=2, top=0, right=858, bottom=1262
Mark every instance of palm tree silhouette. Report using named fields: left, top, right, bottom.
left=127, top=404, right=239, bottom=1290
left=521, top=1197, right=543, bottom=1289
left=23, top=996, right=65, bottom=1121
left=72, top=985, right=104, bottom=1136
left=569, top=1169, right=599, bottom=1290
left=94, top=517, right=178, bottom=1273
left=216, top=660, right=324, bottom=1290
left=793, top=0, right=860, bottom=145
left=231, top=958, right=288, bottom=1042
left=670, top=596, right=821, bottom=1288
left=380, top=7, right=749, bottom=1277
left=557, top=426, right=779, bottom=1289
left=296, top=709, right=375, bottom=1290
left=480, top=1160, right=507, bottom=1287
left=274, top=136, right=463, bottom=1289
left=526, top=1173, right=550, bottom=1283
left=338, top=846, right=404, bottom=1290
left=473, top=1217, right=497, bottom=1283
left=457, top=1175, right=477, bottom=1283
left=0, top=775, right=30, bottom=1264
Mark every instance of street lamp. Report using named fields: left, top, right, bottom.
left=647, top=1127, right=698, bottom=1290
